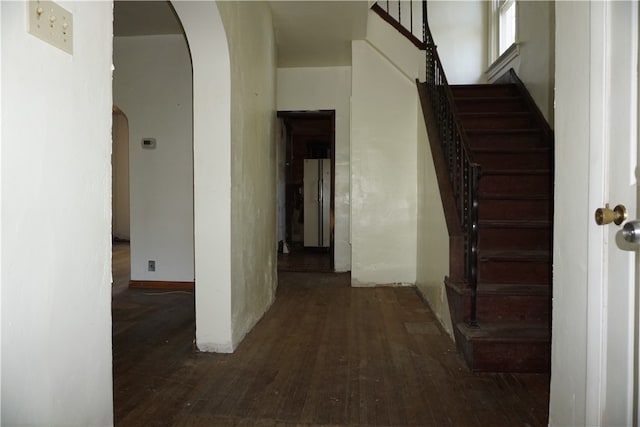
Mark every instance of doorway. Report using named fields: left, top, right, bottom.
left=277, top=111, right=336, bottom=272
left=112, top=106, right=131, bottom=295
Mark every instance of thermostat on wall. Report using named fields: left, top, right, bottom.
left=141, top=138, right=156, bottom=149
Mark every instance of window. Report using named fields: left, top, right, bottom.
left=498, top=0, right=516, bottom=55
left=487, top=0, right=518, bottom=80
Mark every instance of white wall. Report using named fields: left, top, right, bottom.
left=486, top=1, right=555, bottom=126
left=217, top=2, right=278, bottom=349
left=516, top=1, right=555, bottom=125
left=1, top=1, right=113, bottom=424
left=350, top=40, right=418, bottom=286
left=366, top=10, right=421, bottom=80
left=113, top=34, right=194, bottom=283
left=415, top=107, right=453, bottom=338
left=112, top=110, right=130, bottom=240
left=548, top=2, right=589, bottom=424
left=277, top=66, right=352, bottom=272
left=171, top=1, right=233, bottom=352
left=428, top=0, right=487, bottom=84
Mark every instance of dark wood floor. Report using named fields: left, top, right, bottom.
left=112, top=241, right=131, bottom=295
left=277, top=246, right=331, bottom=272
left=112, top=261, right=549, bottom=426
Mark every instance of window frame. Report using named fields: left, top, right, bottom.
left=487, top=0, right=519, bottom=80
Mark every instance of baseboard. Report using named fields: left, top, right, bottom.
left=129, top=280, right=194, bottom=291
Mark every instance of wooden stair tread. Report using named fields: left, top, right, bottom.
left=458, top=111, right=530, bottom=118
left=479, top=192, right=550, bottom=200
left=448, top=280, right=550, bottom=296
left=479, top=219, right=551, bottom=228
left=422, top=75, right=554, bottom=373
left=457, top=322, right=550, bottom=342
left=450, top=84, right=516, bottom=91
left=482, top=169, right=551, bottom=175
left=479, top=250, right=551, bottom=261
left=478, top=282, right=550, bottom=295
left=454, top=96, right=521, bottom=102
left=466, top=128, right=541, bottom=136
left=472, top=146, right=551, bottom=153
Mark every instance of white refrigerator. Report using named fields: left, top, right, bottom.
left=303, top=159, right=331, bottom=248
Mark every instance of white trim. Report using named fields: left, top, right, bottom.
left=585, top=1, right=607, bottom=423
left=487, top=0, right=500, bottom=65
left=485, top=42, right=519, bottom=82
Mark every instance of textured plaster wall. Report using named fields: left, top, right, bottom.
left=112, top=110, right=130, bottom=240
left=428, top=1, right=487, bottom=84
left=415, top=108, right=453, bottom=338
left=516, top=1, right=555, bottom=125
left=486, top=1, right=555, bottom=126
left=113, top=34, right=194, bottom=282
left=350, top=40, right=418, bottom=286
left=217, top=2, right=278, bottom=348
left=171, top=1, right=232, bottom=352
left=1, top=1, right=113, bottom=424
left=366, top=10, right=421, bottom=80
left=276, top=66, right=352, bottom=272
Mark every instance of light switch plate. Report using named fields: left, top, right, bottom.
left=27, top=0, right=73, bottom=55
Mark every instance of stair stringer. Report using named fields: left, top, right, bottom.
left=416, top=81, right=466, bottom=341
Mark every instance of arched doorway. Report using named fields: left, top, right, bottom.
left=112, top=0, right=233, bottom=352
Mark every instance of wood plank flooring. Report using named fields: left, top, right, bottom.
left=277, top=248, right=331, bottom=272
left=112, top=241, right=131, bottom=295
left=113, top=268, right=549, bottom=426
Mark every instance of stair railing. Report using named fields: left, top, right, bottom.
left=372, top=0, right=481, bottom=327
left=420, top=1, right=481, bottom=327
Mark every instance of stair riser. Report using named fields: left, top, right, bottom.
left=460, top=294, right=550, bottom=324
left=479, top=198, right=551, bottom=221
left=479, top=260, right=551, bottom=284
left=479, top=174, right=551, bottom=195
left=451, top=86, right=518, bottom=98
left=467, top=133, right=548, bottom=149
left=459, top=115, right=533, bottom=129
left=473, top=152, right=551, bottom=170
left=478, top=228, right=551, bottom=251
left=455, top=99, right=526, bottom=113
left=470, top=341, right=550, bottom=373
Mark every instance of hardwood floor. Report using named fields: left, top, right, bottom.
left=112, top=263, right=549, bottom=426
left=112, top=241, right=131, bottom=295
left=277, top=247, right=331, bottom=272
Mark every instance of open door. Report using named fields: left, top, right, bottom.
left=585, top=2, right=638, bottom=424
left=553, top=2, right=639, bottom=425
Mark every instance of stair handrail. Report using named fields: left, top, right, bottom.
left=372, top=1, right=481, bottom=327
left=421, top=1, right=481, bottom=327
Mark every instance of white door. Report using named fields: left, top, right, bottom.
left=586, top=1, right=638, bottom=424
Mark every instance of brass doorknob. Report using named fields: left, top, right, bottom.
left=595, top=204, right=627, bottom=225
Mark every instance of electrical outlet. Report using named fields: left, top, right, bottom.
left=148, top=260, right=156, bottom=272
left=27, top=0, right=73, bottom=54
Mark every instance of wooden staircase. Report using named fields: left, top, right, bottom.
left=445, top=80, right=553, bottom=372
left=370, top=0, right=553, bottom=373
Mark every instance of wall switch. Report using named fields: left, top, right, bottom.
left=148, top=260, right=156, bottom=272
left=27, top=0, right=73, bottom=55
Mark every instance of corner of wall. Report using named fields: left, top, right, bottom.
left=218, top=1, right=278, bottom=351
left=415, top=95, right=454, bottom=339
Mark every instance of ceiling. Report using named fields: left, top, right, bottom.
left=113, top=1, right=369, bottom=67
left=269, top=1, right=368, bottom=67
left=113, top=1, right=183, bottom=36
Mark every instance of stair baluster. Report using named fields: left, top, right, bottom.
left=423, top=1, right=481, bottom=327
